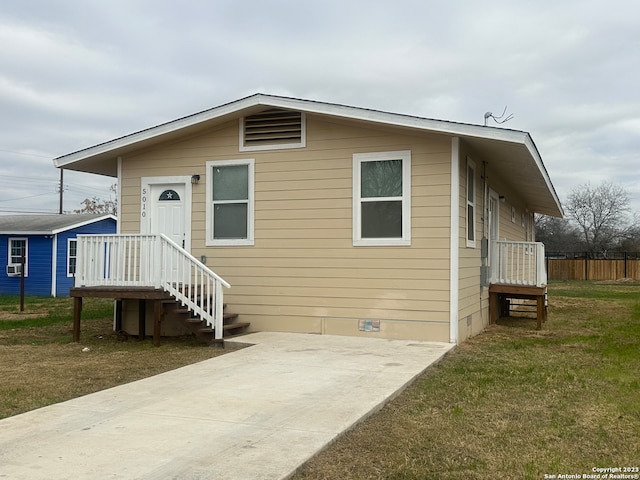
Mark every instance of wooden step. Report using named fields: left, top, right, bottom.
left=163, top=296, right=250, bottom=343
left=223, top=322, right=250, bottom=332
left=224, top=312, right=238, bottom=323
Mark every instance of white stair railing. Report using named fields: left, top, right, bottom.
left=74, top=234, right=230, bottom=340
left=490, top=241, right=547, bottom=287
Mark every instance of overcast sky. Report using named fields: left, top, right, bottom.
left=1, top=0, right=639, bottom=216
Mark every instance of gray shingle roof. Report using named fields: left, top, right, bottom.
left=0, top=214, right=115, bottom=234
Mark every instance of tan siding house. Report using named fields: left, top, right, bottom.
left=55, top=94, right=562, bottom=344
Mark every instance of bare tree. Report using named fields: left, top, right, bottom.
left=565, top=182, right=631, bottom=254
left=535, top=214, right=582, bottom=252
left=74, top=184, right=117, bottom=215
left=618, top=213, right=640, bottom=252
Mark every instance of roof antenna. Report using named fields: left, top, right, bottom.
left=484, top=106, right=514, bottom=126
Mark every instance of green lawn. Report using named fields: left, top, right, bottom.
left=0, top=296, right=233, bottom=419
left=293, top=282, right=640, bottom=479
left=1, top=284, right=639, bottom=479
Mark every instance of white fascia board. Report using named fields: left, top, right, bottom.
left=53, top=96, right=265, bottom=168
left=0, top=230, right=51, bottom=235
left=50, top=214, right=118, bottom=234
left=522, top=135, right=564, bottom=216
left=262, top=95, right=530, bottom=145
left=53, top=93, right=532, bottom=168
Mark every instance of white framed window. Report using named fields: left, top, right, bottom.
left=67, top=239, right=77, bottom=277
left=466, top=157, right=476, bottom=248
left=206, top=159, right=255, bottom=246
left=239, top=109, right=306, bottom=152
left=8, top=238, right=28, bottom=276
left=353, top=150, right=411, bottom=246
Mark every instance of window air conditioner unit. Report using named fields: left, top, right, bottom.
left=6, top=264, right=22, bottom=277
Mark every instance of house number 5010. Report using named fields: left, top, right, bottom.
left=141, top=188, right=147, bottom=218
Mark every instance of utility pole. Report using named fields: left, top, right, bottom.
left=19, top=247, right=25, bottom=312
left=59, top=168, right=64, bottom=214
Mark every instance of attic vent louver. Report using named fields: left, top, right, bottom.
left=240, top=109, right=305, bottom=151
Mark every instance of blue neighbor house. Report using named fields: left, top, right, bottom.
left=0, top=214, right=117, bottom=297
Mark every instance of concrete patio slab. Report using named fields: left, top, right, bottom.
left=0, top=332, right=454, bottom=479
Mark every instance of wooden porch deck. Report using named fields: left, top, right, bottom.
left=70, top=286, right=173, bottom=347
left=70, top=286, right=248, bottom=346
left=488, top=284, right=548, bottom=329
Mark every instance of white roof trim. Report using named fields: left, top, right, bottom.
left=52, top=94, right=562, bottom=216
left=54, top=94, right=529, bottom=168
left=51, top=214, right=117, bottom=234
left=0, top=215, right=116, bottom=235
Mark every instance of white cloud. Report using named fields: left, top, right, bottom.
left=0, top=0, right=639, bottom=214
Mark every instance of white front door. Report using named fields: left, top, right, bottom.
left=150, top=183, right=186, bottom=248
left=141, top=176, right=192, bottom=252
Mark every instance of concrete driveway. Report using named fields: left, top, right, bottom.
left=0, top=332, right=453, bottom=479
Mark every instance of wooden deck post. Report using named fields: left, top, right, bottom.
left=153, top=299, right=162, bottom=347
left=138, top=300, right=146, bottom=340
left=115, top=300, right=123, bottom=332
left=489, top=290, right=499, bottom=324
left=489, top=284, right=548, bottom=330
left=69, top=287, right=173, bottom=345
left=536, top=294, right=545, bottom=330
left=73, top=297, right=83, bottom=342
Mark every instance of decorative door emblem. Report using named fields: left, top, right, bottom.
left=159, top=189, right=180, bottom=201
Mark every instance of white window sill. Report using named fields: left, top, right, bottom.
left=353, top=238, right=411, bottom=247
left=206, top=239, right=255, bottom=247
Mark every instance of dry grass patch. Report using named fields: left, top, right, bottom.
left=0, top=297, right=238, bottom=419
left=293, top=282, right=640, bottom=480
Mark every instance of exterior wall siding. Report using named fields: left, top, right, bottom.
left=0, top=219, right=116, bottom=298
left=457, top=141, right=482, bottom=342
left=456, top=140, right=535, bottom=342
left=120, top=115, right=453, bottom=342
left=0, top=235, right=52, bottom=296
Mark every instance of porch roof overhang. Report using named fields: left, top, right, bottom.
left=53, top=93, right=563, bottom=217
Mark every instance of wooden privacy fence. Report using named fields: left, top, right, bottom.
left=547, top=255, right=640, bottom=281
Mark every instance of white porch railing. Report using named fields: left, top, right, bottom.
left=490, top=240, right=547, bottom=287
left=74, top=234, right=230, bottom=340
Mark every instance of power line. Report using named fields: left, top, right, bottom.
left=0, top=192, right=54, bottom=203
left=0, top=207, right=59, bottom=214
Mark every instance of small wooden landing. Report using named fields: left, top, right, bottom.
left=69, top=286, right=247, bottom=346
left=489, top=284, right=547, bottom=330
left=70, top=286, right=172, bottom=300
left=70, top=287, right=170, bottom=346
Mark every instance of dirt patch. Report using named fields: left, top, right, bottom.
left=596, top=278, right=639, bottom=284
left=0, top=311, right=47, bottom=321
left=0, top=316, right=239, bottom=419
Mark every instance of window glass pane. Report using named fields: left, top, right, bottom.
left=468, top=204, right=475, bottom=241
left=10, top=240, right=26, bottom=263
left=159, top=189, right=180, bottom=201
left=361, top=160, right=402, bottom=198
left=467, top=165, right=474, bottom=201
left=213, top=165, right=248, bottom=201
left=68, top=240, right=77, bottom=275
left=214, top=203, right=248, bottom=239
left=362, top=201, right=402, bottom=238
